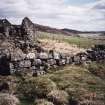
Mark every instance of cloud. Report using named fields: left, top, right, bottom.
left=0, top=0, right=105, bottom=31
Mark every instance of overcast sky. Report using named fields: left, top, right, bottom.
left=0, top=0, right=105, bottom=31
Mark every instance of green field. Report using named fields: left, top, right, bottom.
left=37, top=31, right=105, bottom=48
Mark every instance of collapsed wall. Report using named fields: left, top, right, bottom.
left=0, top=17, right=105, bottom=76
left=0, top=17, right=37, bottom=75
left=0, top=17, right=36, bottom=42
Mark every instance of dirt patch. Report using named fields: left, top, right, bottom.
left=39, top=39, right=85, bottom=55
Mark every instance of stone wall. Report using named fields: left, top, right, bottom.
left=0, top=18, right=105, bottom=76
left=0, top=41, right=105, bottom=76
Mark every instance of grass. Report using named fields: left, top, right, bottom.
left=87, top=61, right=105, bottom=79
left=1, top=64, right=105, bottom=105
left=47, top=65, right=105, bottom=103
left=20, top=99, right=33, bottom=105
left=1, top=30, right=105, bottom=104
left=45, top=66, right=105, bottom=91
left=37, top=31, right=105, bottom=48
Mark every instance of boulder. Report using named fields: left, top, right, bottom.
left=9, top=63, right=15, bottom=74
left=47, top=59, right=56, bottom=66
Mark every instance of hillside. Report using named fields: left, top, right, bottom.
left=37, top=31, right=105, bottom=48
left=0, top=63, right=105, bottom=105
left=34, top=23, right=73, bottom=36
left=0, top=17, right=75, bottom=38
left=0, top=17, right=105, bottom=105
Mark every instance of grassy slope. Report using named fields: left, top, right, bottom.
left=44, top=65, right=105, bottom=93
left=37, top=31, right=105, bottom=48
left=1, top=31, right=105, bottom=105
left=20, top=65, right=105, bottom=104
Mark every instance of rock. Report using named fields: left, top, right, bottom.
left=39, top=52, right=48, bottom=60
left=61, top=59, right=66, bottom=65
left=18, top=60, right=31, bottom=68
left=26, top=52, right=36, bottom=60
left=11, top=48, right=26, bottom=61
left=47, top=59, right=56, bottom=66
left=53, top=52, right=60, bottom=60
left=34, top=70, right=46, bottom=76
left=32, top=59, right=42, bottom=66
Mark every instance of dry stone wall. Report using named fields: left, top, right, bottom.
left=0, top=42, right=105, bottom=76
left=0, top=18, right=105, bottom=76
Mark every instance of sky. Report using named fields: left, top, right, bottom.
left=0, top=0, right=105, bottom=31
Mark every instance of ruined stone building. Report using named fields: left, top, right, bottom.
left=0, top=17, right=37, bottom=42
left=0, top=17, right=37, bottom=75
left=0, top=17, right=105, bottom=76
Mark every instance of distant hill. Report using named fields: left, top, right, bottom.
left=62, top=28, right=105, bottom=34
left=0, top=17, right=76, bottom=38
left=34, top=23, right=74, bottom=36
left=62, top=28, right=81, bottom=34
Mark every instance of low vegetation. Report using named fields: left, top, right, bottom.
left=17, top=77, right=57, bottom=100
left=0, top=31, right=105, bottom=105
left=37, top=31, right=105, bottom=48
left=47, top=90, right=69, bottom=105
left=87, top=61, right=105, bottom=79
left=0, top=93, right=20, bottom=105
left=9, top=64, right=104, bottom=105
left=34, top=99, right=54, bottom=105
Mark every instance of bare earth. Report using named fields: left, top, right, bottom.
left=39, top=39, right=86, bottom=55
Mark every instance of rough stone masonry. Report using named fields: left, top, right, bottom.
left=0, top=17, right=105, bottom=76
